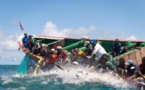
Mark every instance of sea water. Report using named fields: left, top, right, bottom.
left=0, top=65, right=140, bottom=90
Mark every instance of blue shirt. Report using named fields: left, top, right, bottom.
left=112, top=42, right=121, bottom=55
left=22, top=36, right=29, bottom=47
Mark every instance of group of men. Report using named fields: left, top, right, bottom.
left=22, top=33, right=67, bottom=72
left=21, top=33, right=145, bottom=82
left=85, top=39, right=145, bottom=82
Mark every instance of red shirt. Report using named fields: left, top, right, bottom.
left=57, top=52, right=67, bottom=60
left=140, top=63, right=145, bottom=74
left=46, top=54, right=57, bottom=64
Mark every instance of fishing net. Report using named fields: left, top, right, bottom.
left=16, top=54, right=36, bottom=75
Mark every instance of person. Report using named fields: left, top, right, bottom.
left=39, top=45, right=47, bottom=57
left=74, top=48, right=86, bottom=64
left=121, top=46, right=128, bottom=54
left=111, top=51, right=117, bottom=57
left=24, top=47, right=57, bottom=72
left=84, top=41, right=93, bottom=56
left=90, top=39, right=97, bottom=49
left=117, top=58, right=126, bottom=78
left=70, top=49, right=77, bottom=61
left=125, top=60, right=145, bottom=81
left=96, top=54, right=116, bottom=72
left=90, top=40, right=107, bottom=64
left=42, top=53, right=58, bottom=71
left=50, top=48, right=57, bottom=54
left=32, top=42, right=41, bottom=55
left=22, top=33, right=29, bottom=48
left=56, top=46, right=67, bottom=61
left=45, top=54, right=57, bottom=64
left=112, top=39, right=121, bottom=56
left=28, top=35, right=33, bottom=41
left=140, top=57, right=145, bottom=74
left=27, top=39, right=35, bottom=52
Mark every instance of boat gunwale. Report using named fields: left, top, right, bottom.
left=33, top=35, right=145, bottom=42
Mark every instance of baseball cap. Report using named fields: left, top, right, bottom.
left=85, top=41, right=90, bottom=44
left=57, top=46, right=62, bottom=49
left=125, top=60, right=134, bottom=65
left=91, top=39, right=97, bottom=44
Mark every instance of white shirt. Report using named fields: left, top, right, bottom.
left=92, top=43, right=107, bottom=59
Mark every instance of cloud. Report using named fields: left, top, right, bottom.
left=42, top=21, right=138, bottom=41
left=90, top=30, right=138, bottom=41
left=42, top=21, right=69, bottom=37
left=42, top=21, right=96, bottom=38
left=96, top=30, right=130, bottom=40
left=0, top=30, right=4, bottom=39
left=0, top=30, right=24, bottom=64
left=0, top=32, right=19, bottom=51
left=74, top=26, right=96, bottom=35
left=125, top=35, right=138, bottom=41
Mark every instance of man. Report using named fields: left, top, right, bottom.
left=42, top=53, right=58, bottom=71
left=117, top=58, right=126, bottom=78
left=121, top=46, right=128, bottom=54
left=50, top=48, right=57, bottom=54
left=70, top=49, right=77, bottom=61
left=89, top=40, right=107, bottom=66
left=22, top=33, right=29, bottom=48
left=56, top=46, right=67, bottom=60
left=27, top=39, right=34, bottom=52
left=96, top=54, right=116, bottom=72
left=84, top=41, right=93, bottom=56
left=28, top=35, right=33, bottom=41
left=74, top=48, right=86, bottom=64
left=125, top=60, right=145, bottom=81
left=90, top=40, right=107, bottom=60
left=140, top=57, right=145, bottom=74
left=90, top=39, right=97, bottom=49
left=112, top=39, right=121, bottom=56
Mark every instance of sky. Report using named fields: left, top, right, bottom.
left=0, top=0, right=145, bottom=64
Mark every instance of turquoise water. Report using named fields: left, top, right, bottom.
left=0, top=65, right=140, bottom=90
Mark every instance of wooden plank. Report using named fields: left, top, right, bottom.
left=122, top=55, right=129, bottom=62
left=115, top=54, right=129, bottom=65
left=140, top=47, right=145, bottom=58
left=128, top=51, right=137, bottom=64
left=50, top=40, right=65, bottom=49
left=135, top=49, right=142, bottom=65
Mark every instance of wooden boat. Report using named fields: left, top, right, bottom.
left=16, top=35, right=145, bottom=75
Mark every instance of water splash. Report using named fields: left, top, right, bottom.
left=0, top=65, right=139, bottom=90
left=32, top=65, right=135, bottom=88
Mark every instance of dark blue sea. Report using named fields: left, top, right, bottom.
left=0, top=65, right=140, bottom=90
